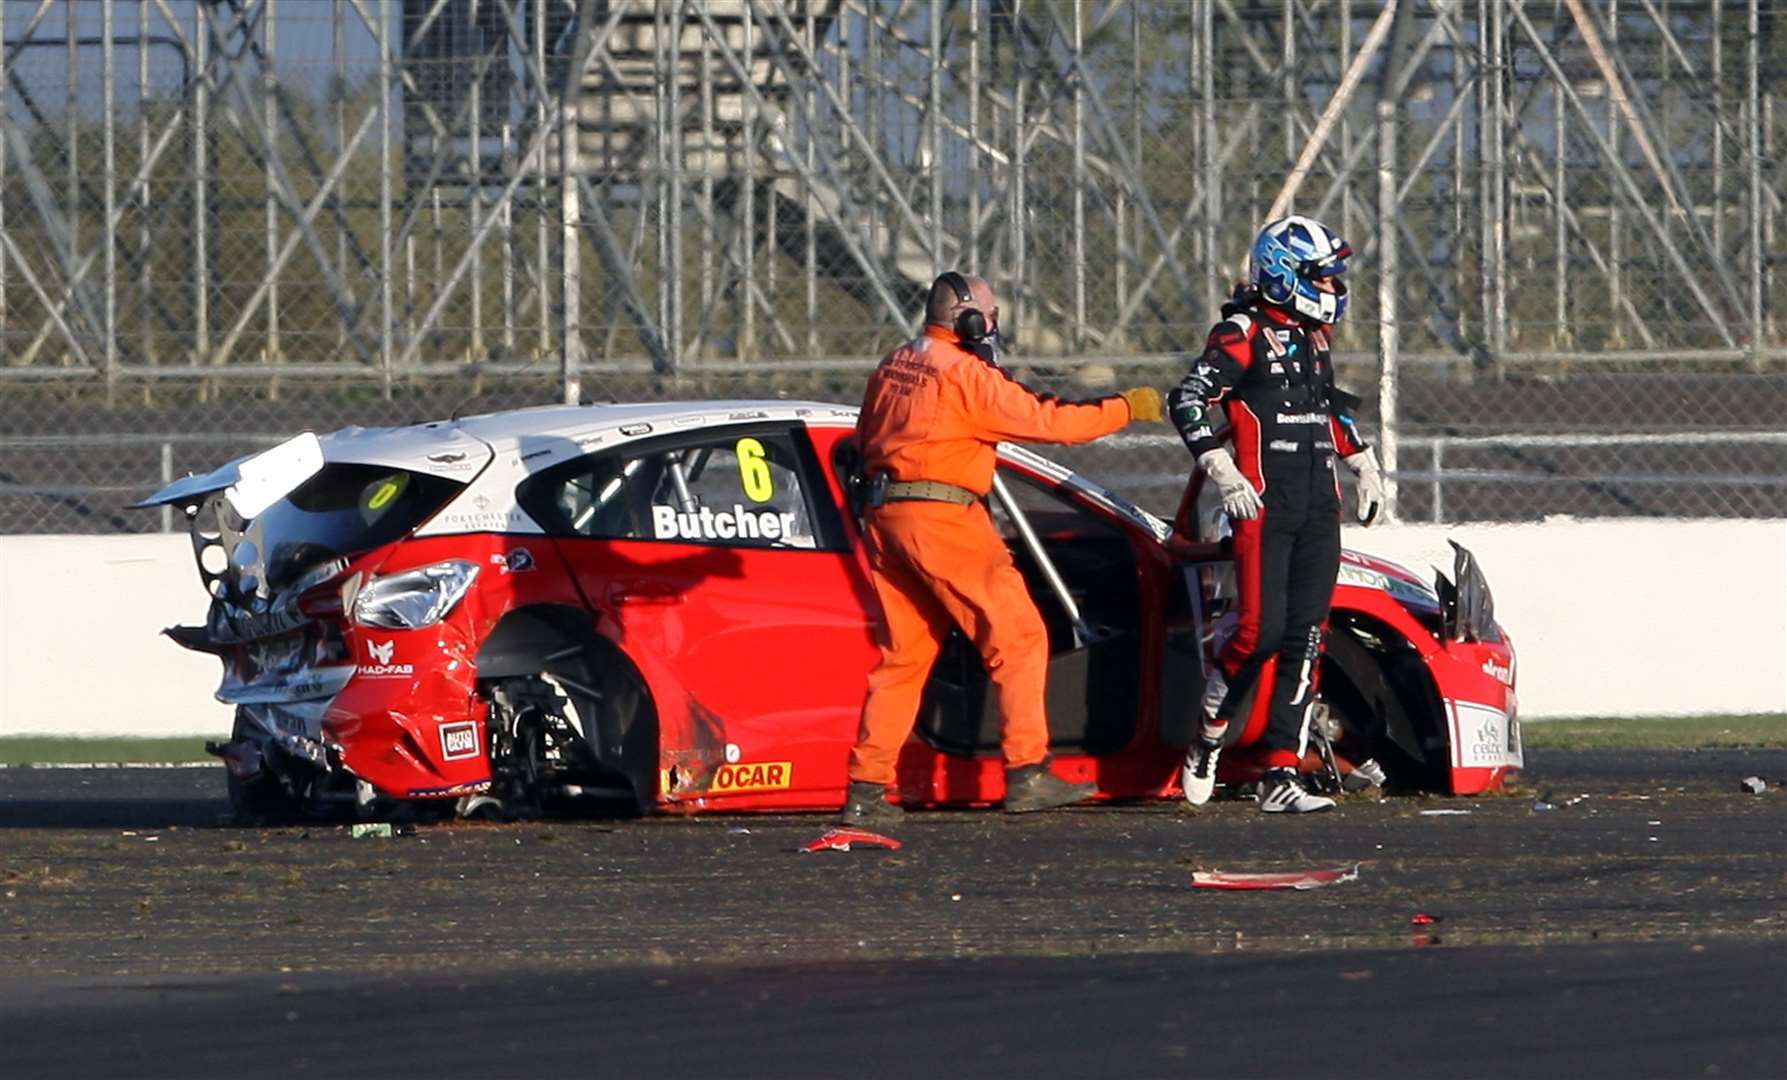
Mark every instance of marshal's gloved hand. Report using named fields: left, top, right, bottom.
left=1196, top=448, right=1263, bottom=521
left=1343, top=449, right=1386, bottom=525
left=1119, top=386, right=1164, bottom=423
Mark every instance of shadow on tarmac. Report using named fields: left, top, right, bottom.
left=4, top=943, right=1783, bottom=1079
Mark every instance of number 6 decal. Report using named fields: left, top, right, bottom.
left=736, top=437, right=774, bottom=503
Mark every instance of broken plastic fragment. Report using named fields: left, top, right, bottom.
left=1411, top=912, right=1441, bottom=926
left=1740, top=776, right=1767, bottom=795
left=1418, top=808, right=1472, bottom=816
left=350, top=823, right=394, bottom=839
left=801, top=827, right=903, bottom=853
left=1531, top=800, right=1554, bottom=812
left=1190, top=864, right=1360, bottom=891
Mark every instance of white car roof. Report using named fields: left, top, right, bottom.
left=335, top=399, right=1171, bottom=542
left=330, top=400, right=859, bottom=471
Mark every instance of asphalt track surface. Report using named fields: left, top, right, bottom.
left=3, top=748, right=1784, bottom=1079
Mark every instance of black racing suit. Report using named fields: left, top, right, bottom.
left=1167, top=295, right=1368, bottom=768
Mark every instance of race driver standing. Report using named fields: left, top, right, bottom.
left=840, top=271, right=1164, bottom=822
left=1169, top=216, right=1387, bottom=814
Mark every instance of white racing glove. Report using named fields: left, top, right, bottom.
left=1196, top=449, right=1263, bottom=521
left=1343, top=449, right=1386, bottom=525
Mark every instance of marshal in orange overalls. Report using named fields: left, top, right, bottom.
left=848, top=324, right=1136, bottom=786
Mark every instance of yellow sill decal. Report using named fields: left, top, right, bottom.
left=662, top=761, right=794, bottom=797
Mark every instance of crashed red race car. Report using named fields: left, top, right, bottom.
left=137, top=400, right=1519, bottom=821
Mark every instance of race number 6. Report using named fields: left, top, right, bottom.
left=736, top=437, right=774, bottom=503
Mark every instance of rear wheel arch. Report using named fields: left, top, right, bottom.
left=475, top=604, right=659, bottom=810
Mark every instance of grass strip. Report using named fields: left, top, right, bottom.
left=1522, top=714, right=1787, bottom=751
left=0, top=736, right=214, bottom=765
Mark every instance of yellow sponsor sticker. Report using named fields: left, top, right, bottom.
left=662, top=760, right=795, bottom=797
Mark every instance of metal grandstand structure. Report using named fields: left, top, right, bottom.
left=0, top=0, right=1782, bottom=530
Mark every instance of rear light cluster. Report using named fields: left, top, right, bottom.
left=345, top=560, right=481, bottom=630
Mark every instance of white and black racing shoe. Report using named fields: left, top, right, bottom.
left=1258, top=768, right=1336, bottom=814
left=1180, top=738, right=1223, bottom=806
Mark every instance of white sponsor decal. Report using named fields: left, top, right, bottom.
left=431, top=509, right=536, bottom=532
left=1268, top=439, right=1299, bottom=453
left=359, top=639, right=414, bottom=678
left=1448, top=700, right=1515, bottom=770
left=1481, top=656, right=1515, bottom=685
left=425, top=451, right=480, bottom=472
left=651, top=504, right=799, bottom=543
left=1275, top=411, right=1327, bottom=425
left=439, top=721, right=479, bottom=761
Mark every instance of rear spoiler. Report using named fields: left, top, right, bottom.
left=131, top=432, right=323, bottom=519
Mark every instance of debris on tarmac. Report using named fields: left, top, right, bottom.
left=801, top=827, right=902, bottom=853
left=1411, top=912, right=1441, bottom=926
left=1418, top=809, right=1472, bottom=816
left=1740, top=776, right=1767, bottom=795
left=1191, top=864, right=1360, bottom=891
left=350, top=823, right=394, bottom=839
left=1532, top=800, right=1555, bottom=812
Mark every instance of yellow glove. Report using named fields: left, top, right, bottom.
left=1119, top=386, right=1164, bottom=423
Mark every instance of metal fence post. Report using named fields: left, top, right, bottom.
left=378, top=0, right=394, bottom=397
left=560, top=1, right=589, bottom=405
left=1432, top=441, right=1443, bottom=525
left=0, top=0, right=6, bottom=353
left=102, top=1, right=118, bottom=402
left=1749, top=0, right=1764, bottom=373
left=1376, top=98, right=1399, bottom=524
left=160, top=442, right=173, bottom=535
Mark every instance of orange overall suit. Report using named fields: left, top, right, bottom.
left=848, top=324, right=1136, bottom=786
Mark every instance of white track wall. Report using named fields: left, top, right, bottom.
left=2, top=523, right=1783, bottom=737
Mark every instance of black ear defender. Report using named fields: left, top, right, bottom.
left=936, top=270, right=987, bottom=343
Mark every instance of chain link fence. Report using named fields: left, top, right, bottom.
left=2, top=0, right=1783, bottom=534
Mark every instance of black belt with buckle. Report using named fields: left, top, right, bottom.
left=882, top=479, right=979, bottom=506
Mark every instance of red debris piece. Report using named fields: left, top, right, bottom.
left=801, top=827, right=903, bottom=853
left=1411, top=912, right=1441, bottom=926
left=1190, top=864, right=1360, bottom=891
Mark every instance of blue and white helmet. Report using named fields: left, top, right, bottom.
left=1249, top=215, right=1352, bottom=324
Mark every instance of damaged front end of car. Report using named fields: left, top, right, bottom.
left=1429, top=540, right=1522, bottom=794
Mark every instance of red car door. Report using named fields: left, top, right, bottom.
left=519, top=423, right=880, bottom=808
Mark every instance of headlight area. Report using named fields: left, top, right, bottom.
left=348, top=560, right=481, bottom=629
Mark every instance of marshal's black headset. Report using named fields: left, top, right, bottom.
left=935, top=270, right=988, bottom=343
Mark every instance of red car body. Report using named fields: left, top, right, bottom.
left=140, top=401, right=1519, bottom=820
